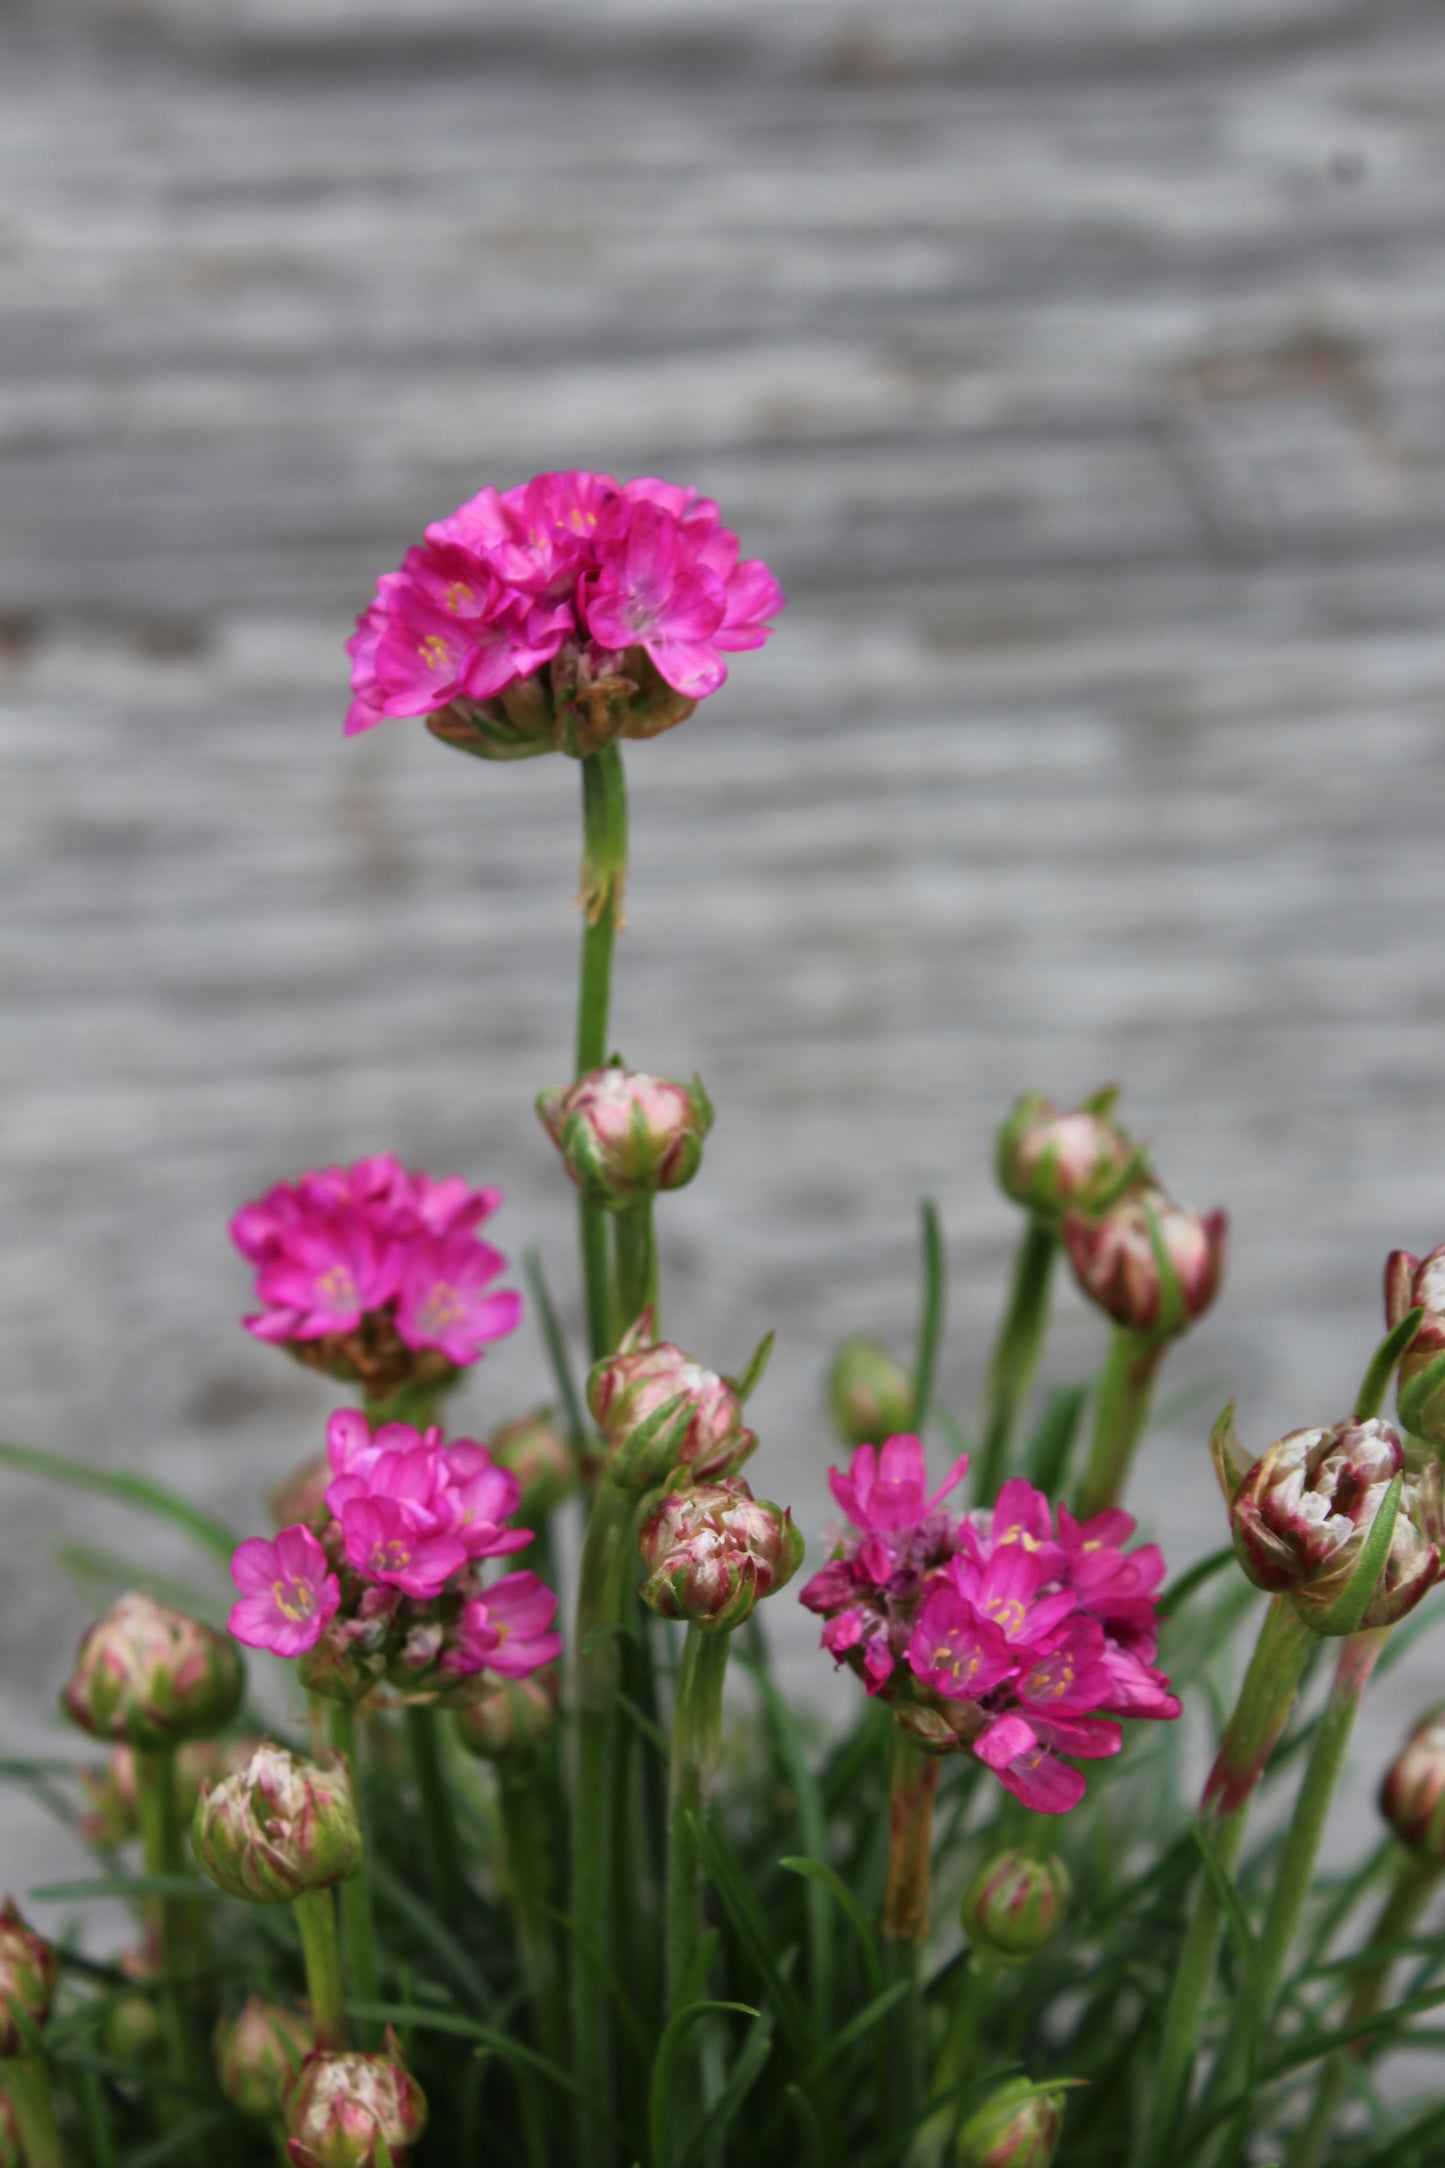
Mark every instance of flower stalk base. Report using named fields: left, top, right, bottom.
left=1078, top=1327, right=1165, bottom=1520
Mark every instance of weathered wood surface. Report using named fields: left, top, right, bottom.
left=3, top=0, right=1445, bottom=1891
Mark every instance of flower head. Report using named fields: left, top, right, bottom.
left=961, top=1848, right=1072, bottom=1961
left=801, top=1446, right=1178, bottom=1812
left=344, top=471, right=783, bottom=759
left=538, top=1064, right=712, bottom=1210
left=216, top=2000, right=314, bottom=2121
left=232, top=1156, right=518, bottom=1396
left=826, top=1336, right=915, bottom=1450
left=996, top=1087, right=1137, bottom=1221
left=285, top=2040, right=428, bottom=2167
left=194, top=1743, right=361, bottom=1904
left=587, top=1319, right=756, bottom=1492
left=1064, top=1183, right=1226, bottom=1338
left=1381, top=1709, right=1445, bottom=1862
left=957, top=2079, right=1066, bottom=2168
left=61, top=1592, right=245, bottom=1749
left=443, top=1573, right=563, bottom=1681
left=1217, top=1412, right=1443, bottom=1632
left=230, top=1528, right=342, bottom=1658
left=0, top=1901, right=59, bottom=2056
left=640, top=1478, right=804, bottom=1633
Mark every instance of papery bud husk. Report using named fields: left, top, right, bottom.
left=588, top=1317, right=756, bottom=1492
left=1381, top=1708, right=1445, bottom=1862
left=284, top=2036, right=427, bottom=2167
left=961, top=1848, right=1072, bottom=1961
left=216, top=1998, right=313, bottom=2120
left=537, top=1063, right=713, bottom=1210
left=61, top=1591, right=245, bottom=1749
left=995, top=1086, right=1136, bottom=1221
left=639, top=1478, right=804, bottom=1633
left=0, top=1900, right=60, bottom=2056
left=427, top=642, right=696, bottom=764
left=194, top=1743, right=361, bottom=1904
left=488, top=1408, right=578, bottom=1519
left=282, top=1325, right=458, bottom=1407
left=956, top=2078, right=1066, bottom=2168
left=827, top=1336, right=915, bottom=1449
left=1064, top=1185, right=1226, bottom=1339
left=454, top=1669, right=561, bottom=1761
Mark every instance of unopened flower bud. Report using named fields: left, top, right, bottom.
left=60, top=1591, right=245, bottom=1749
left=216, top=1999, right=313, bottom=2120
left=488, top=1408, right=577, bottom=1519
left=956, top=2078, right=1065, bottom=2168
left=285, top=2039, right=427, bottom=2167
left=454, top=1668, right=560, bottom=1761
left=1381, top=1710, right=1445, bottom=1861
left=537, top=1064, right=712, bottom=1210
left=1388, top=1247, right=1445, bottom=1443
left=0, top=1902, right=59, bottom=2056
left=588, top=1319, right=756, bottom=1491
left=1219, top=1415, right=1443, bottom=1632
left=996, top=1087, right=1135, bottom=1221
left=961, top=1849, right=1071, bottom=1961
left=105, top=1984, right=164, bottom=2069
left=639, top=1479, right=804, bottom=1633
left=827, top=1337, right=914, bottom=1449
left=1064, top=1185, right=1225, bottom=1339
left=194, top=1743, right=360, bottom=1904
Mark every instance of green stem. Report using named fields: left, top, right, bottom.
left=325, top=1701, right=381, bottom=2050
left=613, top=1202, right=657, bottom=1345
left=133, top=1745, right=209, bottom=2100
left=1206, top=1629, right=1387, bottom=2161
left=911, top=1953, right=1000, bottom=2165
left=498, top=1761, right=567, bottom=2063
left=0, top=2055, right=65, bottom=2168
left=571, top=1480, right=639, bottom=2168
left=1286, top=1853, right=1443, bottom=2168
left=404, top=1705, right=466, bottom=1919
left=292, top=1888, right=347, bottom=2051
left=576, top=745, right=629, bottom=1362
left=975, top=1218, right=1057, bottom=1504
left=1077, top=1327, right=1166, bottom=1520
left=882, top=1728, right=940, bottom=2138
left=666, top=1627, right=730, bottom=2011
left=1136, top=1598, right=1315, bottom=2167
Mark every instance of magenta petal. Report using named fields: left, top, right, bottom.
left=231, top=1537, right=280, bottom=1597
left=974, top=1713, right=1038, bottom=1770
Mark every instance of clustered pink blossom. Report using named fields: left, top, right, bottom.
left=229, top=1411, right=561, bottom=1701
left=232, top=1155, right=521, bottom=1393
left=800, top=1437, right=1179, bottom=1813
left=344, top=470, right=784, bottom=734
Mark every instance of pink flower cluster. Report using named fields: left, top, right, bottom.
left=232, top=1155, right=521, bottom=1389
left=229, top=1411, right=561, bottom=1699
left=800, top=1437, right=1178, bottom=1813
left=344, top=470, right=784, bottom=732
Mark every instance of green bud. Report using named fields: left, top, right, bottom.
left=826, top=1336, right=914, bottom=1448
left=961, top=1848, right=1071, bottom=1960
left=215, top=1998, right=313, bottom=2120
left=995, top=1087, right=1135, bottom=1221
left=538, top=1063, right=712, bottom=1210
left=60, top=1591, right=244, bottom=1750
left=193, top=1743, right=360, bottom=1904
left=956, top=2078, right=1066, bottom=2168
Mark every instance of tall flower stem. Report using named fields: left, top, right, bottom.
left=613, top=1202, right=656, bottom=1344
left=912, top=1951, right=1002, bottom=2166
left=576, top=745, right=629, bottom=1362
left=1077, top=1327, right=1166, bottom=1520
left=291, top=1889, right=347, bottom=2052
left=1205, top=1628, right=1387, bottom=2161
left=404, top=1705, right=466, bottom=1919
left=882, top=1727, right=941, bottom=2135
left=0, top=2056, right=65, bottom=2168
left=975, top=1217, right=1056, bottom=1504
left=571, top=1479, right=639, bottom=2168
left=665, top=1625, right=730, bottom=2011
left=133, top=1744, right=209, bottom=2099
left=1135, top=1597, right=1315, bottom=2168
left=1286, top=1852, right=1442, bottom=2168
left=498, top=1759, right=566, bottom=2063
left=324, top=1700, right=381, bottom=2050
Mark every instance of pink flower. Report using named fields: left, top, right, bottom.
left=339, top=1496, right=469, bottom=1601
left=829, top=1434, right=971, bottom=1537
left=229, top=1528, right=340, bottom=1658
left=444, top=1572, right=563, bottom=1679
left=394, top=1235, right=523, bottom=1365
left=343, top=470, right=782, bottom=756
left=250, top=1210, right=396, bottom=1341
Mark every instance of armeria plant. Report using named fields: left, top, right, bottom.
left=5, top=467, right=1445, bottom=2168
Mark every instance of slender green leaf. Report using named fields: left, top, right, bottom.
left=911, top=1199, right=946, bottom=1431
left=784, top=2085, right=826, bottom=2167
left=697, top=1819, right=812, bottom=2058
left=729, top=1330, right=775, bottom=1406
left=1159, top=1547, right=1237, bottom=1617
left=743, top=1652, right=836, bottom=2031
left=0, top=1437, right=238, bottom=1561
left=117, top=2109, right=230, bottom=2166
left=523, top=1249, right=591, bottom=1461
left=647, top=2000, right=758, bottom=2168
left=799, top=1978, right=910, bottom=2079
left=1024, top=1382, right=1089, bottom=1500
left=349, top=2000, right=595, bottom=2109
left=30, top=1875, right=222, bottom=1905
left=779, top=1855, right=882, bottom=2003
left=1355, top=1307, right=1424, bottom=1421
left=1314, top=1473, right=1403, bottom=1637
left=676, top=2005, right=777, bottom=2168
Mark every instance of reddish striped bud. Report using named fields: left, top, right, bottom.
left=1381, top=1710, right=1445, bottom=1862
left=194, top=1744, right=361, bottom=1904
left=639, top=1478, right=803, bottom=1633
left=538, top=1064, right=711, bottom=1210
left=60, top=1592, right=244, bottom=1750
left=961, top=1849, right=1071, bottom=1961
left=285, top=2039, right=427, bottom=2167
left=216, top=2000, right=313, bottom=2121
left=996, top=1086, right=1136, bottom=1221
left=1064, top=1185, right=1225, bottom=1340
left=588, top=1319, right=756, bottom=1492
left=0, top=1902, right=59, bottom=2057
left=957, top=2079, right=1066, bottom=2168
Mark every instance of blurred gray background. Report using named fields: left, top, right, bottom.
left=4, top=0, right=1445, bottom=1896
